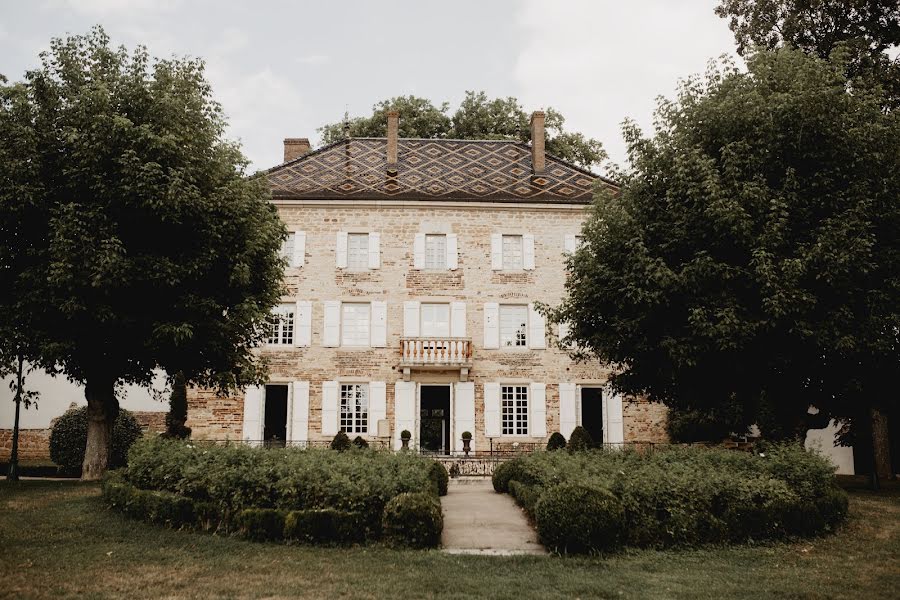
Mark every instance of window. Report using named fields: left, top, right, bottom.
left=421, top=303, right=450, bottom=337
left=347, top=233, right=369, bottom=270
left=424, top=234, right=447, bottom=269
left=341, top=303, right=371, bottom=346
left=502, top=235, right=524, bottom=270
left=499, top=305, right=528, bottom=348
left=267, top=305, right=294, bottom=345
left=280, top=235, right=294, bottom=264
left=501, top=385, right=528, bottom=435
left=340, top=383, right=368, bottom=434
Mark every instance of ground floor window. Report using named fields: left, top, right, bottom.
left=501, top=385, right=528, bottom=435
left=340, top=383, right=368, bottom=434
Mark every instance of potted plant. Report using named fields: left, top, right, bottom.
left=461, top=431, right=472, bottom=456
left=400, top=429, right=411, bottom=450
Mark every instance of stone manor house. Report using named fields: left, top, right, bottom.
left=185, top=110, right=668, bottom=454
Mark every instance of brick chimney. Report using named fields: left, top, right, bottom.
left=386, top=110, right=399, bottom=167
left=283, top=138, right=311, bottom=162
left=530, top=111, right=546, bottom=174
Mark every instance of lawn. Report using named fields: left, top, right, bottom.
left=1, top=480, right=898, bottom=600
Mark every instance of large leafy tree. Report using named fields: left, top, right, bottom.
left=552, top=50, right=899, bottom=454
left=0, top=28, right=286, bottom=479
left=319, top=91, right=606, bottom=170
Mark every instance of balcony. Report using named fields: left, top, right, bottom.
left=399, top=337, right=473, bottom=380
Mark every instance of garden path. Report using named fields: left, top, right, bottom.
left=440, top=478, right=546, bottom=555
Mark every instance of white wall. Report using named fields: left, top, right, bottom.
left=1, top=366, right=167, bottom=429
left=806, top=421, right=855, bottom=475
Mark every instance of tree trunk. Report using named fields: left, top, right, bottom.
left=872, top=408, right=893, bottom=481
left=6, top=357, right=24, bottom=481
left=81, top=376, right=118, bottom=481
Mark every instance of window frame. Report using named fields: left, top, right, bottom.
left=420, top=302, right=451, bottom=338
left=501, top=234, right=524, bottom=270
left=341, top=302, right=371, bottom=347
left=339, top=383, right=369, bottom=435
left=499, top=304, right=528, bottom=349
left=424, top=234, right=448, bottom=270
left=346, top=232, right=370, bottom=271
left=501, top=384, right=529, bottom=436
left=266, top=304, right=295, bottom=346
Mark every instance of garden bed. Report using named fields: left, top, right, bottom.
left=102, top=437, right=447, bottom=547
left=493, top=444, right=849, bottom=554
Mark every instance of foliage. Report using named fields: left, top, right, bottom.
left=331, top=431, right=351, bottom=452
left=319, top=91, right=606, bottom=170
left=551, top=48, right=900, bottom=441
left=49, top=406, right=143, bottom=475
left=508, top=480, right=542, bottom=518
left=567, top=426, right=594, bottom=452
left=163, top=372, right=191, bottom=439
left=236, top=508, right=287, bottom=542
left=546, top=432, right=567, bottom=451
left=400, top=429, right=412, bottom=440
left=283, top=508, right=364, bottom=545
left=461, top=431, right=472, bottom=440
left=351, top=435, right=369, bottom=449
left=535, top=483, right=625, bottom=554
left=491, top=458, right=530, bottom=493
left=381, top=492, right=443, bottom=549
left=429, top=461, right=449, bottom=496
left=0, top=26, right=286, bottom=478
left=666, top=406, right=749, bottom=443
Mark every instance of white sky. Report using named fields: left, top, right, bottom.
left=1, top=0, right=739, bottom=175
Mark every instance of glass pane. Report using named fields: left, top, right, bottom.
left=500, top=305, right=528, bottom=347
left=421, top=303, right=450, bottom=337
left=347, top=233, right=369, bottom=270
left=502, top=235, right=523, bottom=270
left=424, top=234, right=447, bottom=269
left=342, top=303, right=370, bottom=346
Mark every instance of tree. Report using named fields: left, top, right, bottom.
left=551, top=49, right=899, bottom=463
left=163, top=372, right=191, bottom=439
left=716, top=0, right=900, bottom=106
left=318, top=91, right=607, bottom=170
left=0, top=28, right=286, bottom=479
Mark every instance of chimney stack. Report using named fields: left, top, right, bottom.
left=283, top=138, right=311, bottom=163
left=386, top=110, right=399, bottom=167
left=530, top=111, right=545, bottom=174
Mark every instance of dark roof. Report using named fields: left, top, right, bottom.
left=267, top=138, right=616, bottom=203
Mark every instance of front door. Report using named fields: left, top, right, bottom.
left=581, top=387, right=603, bottom=446
left=263, top=384, right=288, bottom=447
left=420, top=385, right=450, bottom=454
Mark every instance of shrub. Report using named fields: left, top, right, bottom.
left=331, top=431, right=351, bottom=452
left=461, top=431, right=472, bottom=440
left=546, top=432, right=567, bottom=451
left=163, top=372, right=191, bottom=439
left=508, top=480, right=541, bottom=518
left=535, top=483, right=625, bottom=554
left=283, top=509, right=363, bottom=544
left=567, top=426, right=593, bottom=452
left=49, top=406, right=143, bottom=475
left=491, top=457, right=528, bottom=493
left=236, top=508, right=287, bottom=542
left=352, top=436, right=369, bottom=449
left=401, top=430, right=411, bottom=440
left=382, top=492, right=443, bottom=548
left=429, top=461, right=449, bottom=496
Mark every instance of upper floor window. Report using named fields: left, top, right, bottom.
left=501, top=385, right=529, bottom=435
left=502, top=235, right=524, bottom=270
left=340, top=383, right=368, bottom=434
left=267, top=304, right=295, bottom=345
left=424, top=234, right=447, bottom=269
left=421, top=303, right=450, bottom=337
left=280, top=236, right=294, bottom=264
left=347, top=233, right=369, bottom=270
left=341, top=303, right=371, bottom=347
left=499, top=305, right=528, bottom=348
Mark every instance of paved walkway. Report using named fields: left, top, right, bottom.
left=440, top=478, right=545, bottom=555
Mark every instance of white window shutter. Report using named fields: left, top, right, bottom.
left=530, top=382, right=547, bottom=438
left=368, top=381, right=386, bottom=436
left=413, top=233, right=425, bottom=269
left=294, top=301, right=312, bottom=347
left=368, top=232, right=381, bottom=269
left=558, top=382, right=577, bottom=439
left=523, top=233, right=536, bottom=270
left=403, top=301, right=421, bottom=337
left=336, top=231, right=348, bottom=268
left=454, top=381, right=475, bottom=452
left=564, top=233, right=577, bottom=255
left=242, top=386, right=264, bottom=445
left=321, top=381, right=339, bottom=436
left=483, top=302, right=499, bottom=349
left=371, top=301, right=387, bottom=347
left=293, top=232, right=306, bottom=267
left=528, top=303, right=546, bottom=349
left=323, top=301, right=341, bottom=347
left=394, top=381, right=416, bottom=450
left=483, top=382, right=501, bottom=437
left=606, top=389, right=625, bottom=445
left=447, top=234, right=458, bottom=270
left=289, top=381, right=309, bottom=443
left=450, top=301, right=466, bottom=337
left=490, top=233, right=503, bottom=270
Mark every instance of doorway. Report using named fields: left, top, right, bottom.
left=263, top=384, right=288, bottom=447
left=420, top=385, right=450, bottom=455
left=581, top=387, right=603, bottom=446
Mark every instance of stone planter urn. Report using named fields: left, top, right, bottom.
left=461, top=431, right=472, bottom=456
left=400, top=430, right=411, bottom=450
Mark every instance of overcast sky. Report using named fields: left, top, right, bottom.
left=2, top=0, right=739, bottom=174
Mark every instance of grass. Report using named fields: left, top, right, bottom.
left=1, top=480, right=898, bottom=600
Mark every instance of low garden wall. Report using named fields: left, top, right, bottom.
left=102, top=438, right=447, bottom=548
left=493, top=444, right=849, bottom=554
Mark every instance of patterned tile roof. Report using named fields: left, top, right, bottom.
left=266, top=138, right=616, bottom=203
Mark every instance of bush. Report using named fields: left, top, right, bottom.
left=567, top=426, right=593, bottom=452
left=508, top=480, right=541, bottom=518
left=429, top=461, right=449, bottom=496
left=236, top=508, right=287, bottom=542
left=49, top=406, right=143, bottom=475
left=491, top=457, right=528, bottom=493
left=461, top=431, right=472, bottom=440
left=283, top=509, right=363, bottom=544
left=665, top=406, right=746, bottom=443
left=382, top=492, right=443, bottom=548
left=536, top=483, right=625, bottom=554
left=331, top=431, right=351, bottom=452
left=163, top=372, right=191, bottom=439
left=352, top=436, right=369, bottom=449
left=546, top=432, right=567, bottom=451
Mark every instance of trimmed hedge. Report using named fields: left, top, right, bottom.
left=236, top=508, right=287, bottom=542
left=382, top=492, right=443, bottom=548
left=546, top=432, right=567, bottom=451
left=284, top=509, right=363, bottom=545
left=430, top=461, right=449, bottom=496
left=535, top=483, right=624, bottom=554
left=49, top=406, right=143, bottom=475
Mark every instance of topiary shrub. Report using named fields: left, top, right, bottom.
left=535, top=483, right=625, bottom=554
left=331, top=431, right=351, bottom=452
left=429, top=461, right=449, bottom=496
left=546, top=432, right=567, bottom=451
left=491, top=457, right=528, bottom=493
left=163, top=372, right=192, bottom=439
left=508, top=480, right=541, bottom=518
left=283, top=508, right=363, bottom=544
left=236, top=508, right=287, bottom=542
left=352, top=436, right=369, bottom=449
left=382, top=492, right=443, bottom=548
left=49, top=406, right=144, bottom=475
left=567, top=426, right=594, bottom=452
